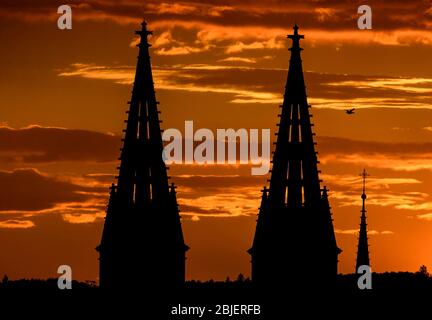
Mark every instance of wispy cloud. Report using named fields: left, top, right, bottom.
left=57, top=63, right=432, bottom=109
left=322, top=174, right=422, bottom=190
left=0, top=125, right=120, bottom=164
left=155, top=45, right=210, bottom=55
left=225, top=38, right=285, bottom=54
left=335, top=228, right=394, bottom=235
left=0, top=219, right=35, bottom=229
left=58, top=63, right=282, bottom=104
left=218, top=57, right=257, bottom=64
left=177, top=179, right=261, bottom=220
left=3, top=1, right=432, bottom=47
left=321, top=154, right=432, bottom=172
left=416, top=213, right=432, bottom=221
left=58, top=63, right=134, bottom=85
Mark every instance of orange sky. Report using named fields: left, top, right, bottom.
left=1, top=0, right=432, bottom=282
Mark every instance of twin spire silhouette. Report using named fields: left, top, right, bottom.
left=97, top=21, right=368, bottom=288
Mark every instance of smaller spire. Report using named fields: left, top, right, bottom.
left=356, top=168, right=370, bottom=272
left=359, top=169, right=369, bottom=227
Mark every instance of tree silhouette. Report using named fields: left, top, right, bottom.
left=236, top=273, right=245, bottom=282
left=417, top=265, right=429, bottom=278
left=2, top=275, right=8, bottom=286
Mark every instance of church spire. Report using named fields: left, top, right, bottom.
left=248, top=25, right=341, bottom=286
left=356, top=169, right=370, bottom=272
left=97, top=20, right=188, bottom=289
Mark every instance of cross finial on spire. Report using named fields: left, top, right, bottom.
left=135, top=19, right=153, bottom=46
left=288, top=23, right=304, bottom=50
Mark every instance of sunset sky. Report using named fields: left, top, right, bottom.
left=2, top=0, right=432, bottom=282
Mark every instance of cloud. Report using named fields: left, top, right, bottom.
left=321, top=171, right=429, bottom=210
left=4, top=124, right=432, bottom=209
left=11, top=125, right=432, bottom=221
left=174, top=176, right=262, bottom=218
left=331, top=190, right=431, bottom=210
left=315, top=7, right=337, bottom=22
left=58, top=63, right=282, bottom=103
left=58, top=63, right=432, bottom=109
left=179, top=190, right=259, bottom=218
left=0, top=125, right=120, bottom=164
left=218, top=57, right=257, bottom=64
left=317, top=136, right=432, bottom=157
left=152, top=31, right=174, bottom=47
left=173, top=175, right=263, bottom=190
left=155, top=45, right=210, bottom=55
left=0, top=168, right=104, bottom=212
left=0, top=1, right=420, bottom=31
left=335, top=228, right=394, bottom=235
left=0, top=171, right=261, bottom=226
left=225, top=38, right=285, bottom=54
left=3, top=127, right=432, bottom=224
left=393, top=201, right=432, bottom=211
left=416, top=213, right=432, bottom=221
left=2, top=0, right=432, bottom=48
left=316, top=136, right=432, bottom=172
left=148, top=29, right=214, bottom=55
left=0, top=220, right=35, bottom=229
left=0, top=169, right=110, bottom=228
left=58, top=63, right=134, bottom=85
left=180, top=204, right=227, bottom=215
left=0, top=171, right=263, bottom=226
left=62, top=212, right=105, bottom=224
left=321, top=154, right=432, bottom=172
left=322, top=174, right=422, bottom=190
left=152, top=2, right=198, bottom=15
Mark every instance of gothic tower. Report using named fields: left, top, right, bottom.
left=248, top=25, right=341, bottom=286
left=97, top=21, right=188, bottom=289
left=356, top=169, right=370, bottom=272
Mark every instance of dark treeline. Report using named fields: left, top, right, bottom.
left=1, top=267, right=432, bottom=291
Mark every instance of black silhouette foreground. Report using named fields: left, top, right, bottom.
left=96, top=21, right=188, bottom=289
left=248, top=24, right=341, bottom=287
left=2, top=24, right=431, bottom=315
left=2, top=270, right=432, bottom=313
left=2, top=269, right=431, bottom=292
